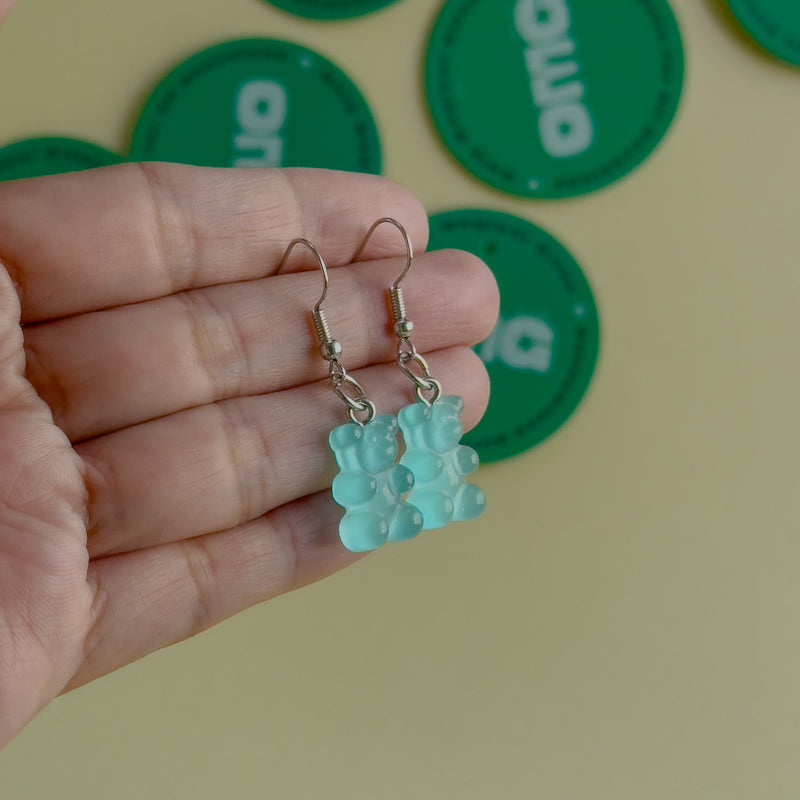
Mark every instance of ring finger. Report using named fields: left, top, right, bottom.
left=79, top=347, right=489, bottom=557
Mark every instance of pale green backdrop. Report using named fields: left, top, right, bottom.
left=1, top=0, right=799, bottom=797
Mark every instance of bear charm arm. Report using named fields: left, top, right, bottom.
left=332, top=471, right=377, bottom=506
left=388, top=463, right=415, bottom=495
left=399, top=451, right=444, bottom=483
left=454, top=444, right=480, bottom=477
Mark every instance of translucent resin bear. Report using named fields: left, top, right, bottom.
left=397, top=396, right=486, bottom=530
left=329, top=414, right=423, bottom=552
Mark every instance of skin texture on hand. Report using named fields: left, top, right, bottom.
left=0, top=163, right=498, bottom=749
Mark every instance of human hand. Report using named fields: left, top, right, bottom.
left=0, top=163, right=497, bottom=747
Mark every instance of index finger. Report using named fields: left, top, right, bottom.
left=0, top=163, right=429, bottom=323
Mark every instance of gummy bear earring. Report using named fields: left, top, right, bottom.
left=353, top=219, right=487, bottom=530
left=278, top=238, right=423, bottom=553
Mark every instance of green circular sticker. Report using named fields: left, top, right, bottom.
left=130, top=39, right=381, bottom=173
left=425, top=0, right=685, bottom=198
left=0, top=137, right=123, bottom=181
left=263, top=0, right=402, bottom=19
left=726, top=0, right=800, bottom=66
left=428, top=209, right=600, bottom=462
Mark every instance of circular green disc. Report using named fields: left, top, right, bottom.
left=130, top=38, right=381, bottom=173
left=726, top=0, right=800, bottom=66
left=0, top=136, right=123, bottom=181
left=425, top=0, right=685, bottom=198
left=428, top=209, right=600, bottom=462
left=263, top=0, right=402, bottom=19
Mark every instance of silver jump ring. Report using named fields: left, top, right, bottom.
left=397, top=346, right=436, bottom=392
left=347, top=400, right=377, bottom=426
left=414, top=378, right=442, bottom=407
left=330, top=364, right=376, bottom=425
left=398, top=351, right=441, bottom=405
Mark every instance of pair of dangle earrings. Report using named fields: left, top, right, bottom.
left=279, top=218, right=486, bottom=553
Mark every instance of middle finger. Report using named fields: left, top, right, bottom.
left=24, top=250, right=494, bottom=442
left=79, top=348, right=488, bottom=557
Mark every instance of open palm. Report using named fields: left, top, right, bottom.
left=0, top=164, right=496, bottom=747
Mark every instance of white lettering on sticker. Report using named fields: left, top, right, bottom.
left=233, top=79, right=287, bottom=168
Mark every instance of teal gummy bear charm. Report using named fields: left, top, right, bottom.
left=329, top=414, right=423, bottom=552
left=398, top=396, right=486, bottom=530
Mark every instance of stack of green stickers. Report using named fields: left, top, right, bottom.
left=130, top=38, right=381, bottom=174
left=0, top=136, right=123, bottom=181
left=264, top=0, right=402, bottom=19
left=726, top=0, right=800, bottom=66
left=425, top=0, right=685, bottom=198
left=428, top=210, right=600, bottom=463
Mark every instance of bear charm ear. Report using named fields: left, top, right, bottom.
left=329, top=423, right=360, bottom=450
left=375, top=413, right=399, bottom=433
left=440, top=395, right=464, bottom=416
left=398, top=402, right=428, bottom=428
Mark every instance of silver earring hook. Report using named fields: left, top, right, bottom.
left=277, top=237, right=330, bottom=314
left=354, top=218, right=442, bottom=407
left=278, top=237, right=339, bottom=357
left=353, top=217, right=415, bottom=336
left=352, top=217, right=414, bottom=291
left=277, top=238, right=376, bottom=425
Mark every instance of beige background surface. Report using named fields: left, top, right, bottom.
left=1, top=0, right=799, bottom=797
